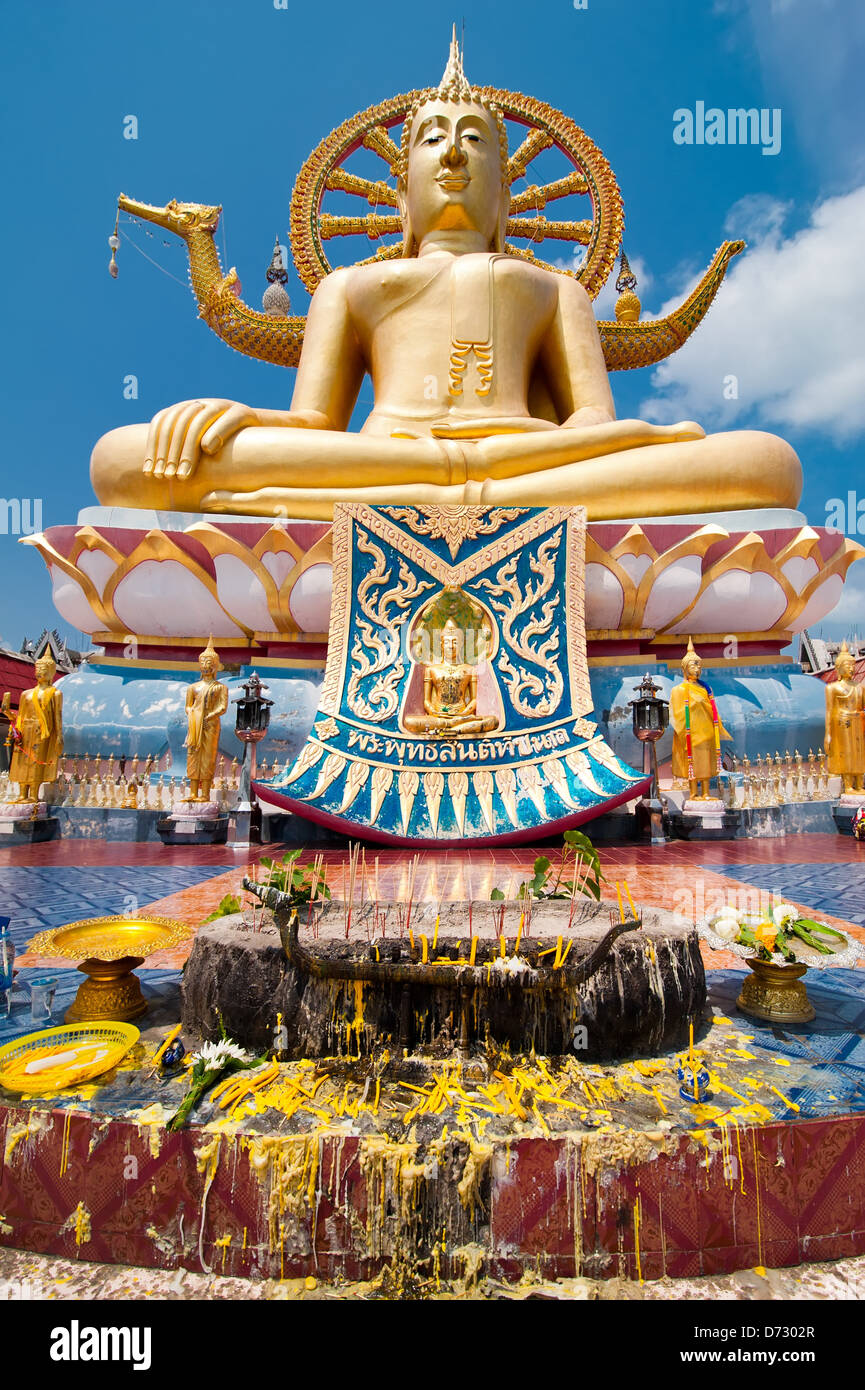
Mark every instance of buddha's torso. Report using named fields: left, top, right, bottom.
left=21, top=685, right=54, bottom=730
left=189, top=678, right=217, bottom=704
left=346, top=252, right=558, bottom=435
left=831, top=680, right=861, bottom=718
left=427, top=662, right=472, bottom=713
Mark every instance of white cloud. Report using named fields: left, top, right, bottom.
left=815, top=554, right=865, bottom=636
left=639, top=186, right=865, bottom=442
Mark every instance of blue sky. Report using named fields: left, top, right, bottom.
left=1, top=0, right=863, bottom=649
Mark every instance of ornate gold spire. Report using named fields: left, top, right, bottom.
left=615, top=250, right=641, bottom=324
left=438, top=24, right=472, bottom=102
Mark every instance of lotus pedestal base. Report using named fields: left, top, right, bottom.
left=736, top=958, right=815, bottom=1025
left=64, top=955, right=149, bottom=1024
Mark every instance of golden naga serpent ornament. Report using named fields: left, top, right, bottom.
left=116, top=88, right=743, bottom=372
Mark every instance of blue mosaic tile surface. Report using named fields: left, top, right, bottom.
left=702, top=862, right=865, bottom=927
left=0, top=866, right=226, bottom=952
left=707, top=968, right=865, bottom=1119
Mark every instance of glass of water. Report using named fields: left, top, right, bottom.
left=28, top=975, right=59, bottom=1025
left=0, top=924, right=14, bottom=1018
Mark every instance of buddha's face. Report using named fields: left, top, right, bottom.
left=401, top=100, right=506, bottom=249
left=837, top=655, right=855, bottom=681
left=441, top=626, right=462, bottom=664
left=683, top=655, right=702, bottom=682
left=199, top=655, right=218, bottom=679
left=35, top=660, right=54, bottom=687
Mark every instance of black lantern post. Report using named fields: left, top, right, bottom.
left=628, top=673, right=670, bottom=846
left=230, top=673, right=273, bottom=848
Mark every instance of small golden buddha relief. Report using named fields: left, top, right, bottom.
left=401, top=589, right=502, bottom=738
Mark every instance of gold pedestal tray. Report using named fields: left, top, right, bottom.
left=700, top=917, right=861, bottom=1027
left=26, top=916, right=192, bottom=1023
left=737, top=959, right=815, bottom=1025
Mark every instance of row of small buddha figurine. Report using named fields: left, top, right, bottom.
left=731, top=749, right=831, bottom=808
left=670, top=748, right=834, bottom=809
left=0, top=752, right=289, bottom=813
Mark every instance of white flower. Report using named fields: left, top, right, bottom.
left=192, top=1040, right=248, bottom=1070
left=772, top=903, right=799, bottom=928
left=492, top=955, right=532, bottom=976
left=709, top=906, right=741, bottom=940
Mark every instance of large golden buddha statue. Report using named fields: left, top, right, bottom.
left=91, top=37, right=801, bottom=522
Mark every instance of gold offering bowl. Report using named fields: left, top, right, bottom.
left=26, top=916, right=192, bottom=1023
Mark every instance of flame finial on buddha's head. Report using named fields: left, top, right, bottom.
left=437, top=24, right=472, bottom=102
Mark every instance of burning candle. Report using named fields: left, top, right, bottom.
left=624, top=882, right=638, bottom=921
left=515, top=912, right=524, bottom=954
left=499, top=934, right=506, bottom=959
left=616, top=881, right=625, bottom=923
left=420, top=934, right=428, bottom=963
left=557, top=940, right=573, bottom=968
left=469, top=936, right=478, bottom=966
left=433, top=914, right=440, bottom=950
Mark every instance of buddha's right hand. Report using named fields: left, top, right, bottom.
left=144, top=399, right=262, bottom=481
left=144, top=400, right=330, bottom=479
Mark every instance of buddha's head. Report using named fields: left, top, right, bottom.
left=681, top=637, right=702, bottom=682
left=441, top=618, right=464, bottom=665
left=835, top=641, right=855, bottom=681
left=34, top=655, right=56, bottom=686
left=198, top=635, right=221, bottom=678
left=397, top=30, right=509, bottom=257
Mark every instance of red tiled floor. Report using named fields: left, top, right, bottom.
left=0, top=831, right=861, bottom=869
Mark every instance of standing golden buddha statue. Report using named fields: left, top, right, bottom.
left=184, top=637, right=229, bottom=803
left=670, top=638, right=731, bottom=802
left=1, top=655, right=63, bottom=803
left=824, top=642, right=865, bottom=797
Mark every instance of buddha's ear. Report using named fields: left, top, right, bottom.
left=492, top=182, right=509, bottom=254
left=397, top=179, right=416, bottom=258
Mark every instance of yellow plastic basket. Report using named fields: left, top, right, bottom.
left=0, top=1022, right=140, bottom=1093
